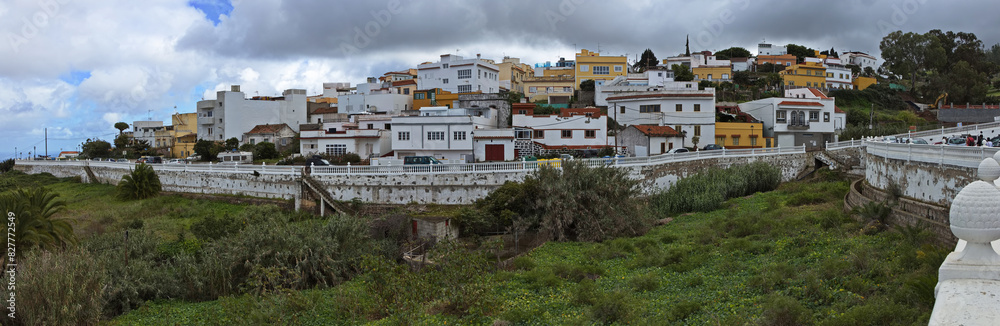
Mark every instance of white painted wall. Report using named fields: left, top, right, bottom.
left=197, top=89, right=307, bottom=142
left=417, top=54, right=500, bottom=93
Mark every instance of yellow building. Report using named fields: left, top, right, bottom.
left=692, top=66, right=732, bottom=82
left=537, top=66, right=575, bottom=78
left=170, top=113, right=197, bottom=158
left=412, top=88, right=481, bottom=110
left=575, top=49, right=627, bottom=89
left=523, top=76, right=576, bottom=103
left=497, top=57, right=534, bottom=94
left=780, top=61, right=827, bottom=89
left=714, top=122, right=773, bottom=149
left=853, top=76, right=877, bottom=90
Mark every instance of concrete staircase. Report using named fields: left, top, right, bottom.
left=300, top=175, right=344, bottom=216
left=82, top=165, right=99, bottom=184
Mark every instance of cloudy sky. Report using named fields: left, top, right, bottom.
left=1, top=0, right=997, bottom=159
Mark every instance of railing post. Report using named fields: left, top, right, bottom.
left=940, top=145, right=944, bottom=166
left=907, top=142, right=911, bottom=162
left=209, top=161, right=213, bottom=172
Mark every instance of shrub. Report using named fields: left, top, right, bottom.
left=851, top=200, right=892, bottom=233
left=116, top=163, right=162, bottom=200
left=510, top=256, right=536, bottom=271
left=653, top=161, right=781, bottom=216
left=629, top=272, right=660, bottom=292
left=253, top=142, right=279, bottom=160
left=589, top=291, right=635, bottom=324
left=191, top=214, right=242, bottom=241
left=0, top=158, right=13, bottom=173
left=13, top=249, right=105, bottom=325
left=759, top=294, right=811, bottom=326
left=668, top=300, right=702, bottom=321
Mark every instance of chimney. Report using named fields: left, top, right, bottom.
left=232, top=85, right=241, bottom=92
left=477, top=53, right=481, bottom=59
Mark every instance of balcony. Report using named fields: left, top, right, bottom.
left=198, top=116, right=215, bottom=125
left=786, top=121, right=810, bottom=130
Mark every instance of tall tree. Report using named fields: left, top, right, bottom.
left=671, top=64, right=694, bottom=82
left=632, top=48, right=658, bottom=73
left=80, top=138, right=111, bottom=159
left=114, top=122, right=129, bottom=135
left=714, top=47, right=751, bottom=60
left=785, top=44, right=816, bottom=62
left=225, top=137, right=240, bottom=151
left=942, top=60, right=990, bottom=104
left=880, top=31, right=945, bottom=92
left=685, top=35, right=690, bottom=56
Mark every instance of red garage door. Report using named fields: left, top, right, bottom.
left=485, top=144, right=505, bottom=161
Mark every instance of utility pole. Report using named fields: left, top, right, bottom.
left=44, top=128, right=48, bottom=159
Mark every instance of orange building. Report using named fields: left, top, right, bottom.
left=757, top=54, right=797, bottom=67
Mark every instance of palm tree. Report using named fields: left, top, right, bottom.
left=1, top=187, right=76, bottom=251
left=117, top=163, right=162, bottom=200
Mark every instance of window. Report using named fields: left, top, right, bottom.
left=518, top=109, right=527, bottom=114
left=561, top=130, right=572, bottom=138
left=716, top=136, right=725, bottom=144
left=427, top=131, right=445, bottom=141
left=707, top=74, right=713, bottom=80
left=458, top=85, right=472, bottom=93
left=403, top=88, right=410, bottom=95
left=367, top=123, right=374, bottom=129
left=385, top=124, right=391, bottom=130
left=281, top=138, right=288, bottom=146
left=614, top=65, right=623, bottom=72
left=580, top=64, right=589, bottom=72
left=676, top=104, right=683, bottom=112
left=532, top=130, right=546, bottom=139
left=529, top=86, right=537, bottom=93
left=458, top=69, right=472, bottom=79
left=776, top=110, right=787, bottom=123
left=806, top=82, right=812, bottom=87
left=594, top=66, right=610, bottom=75
left=206, top=110, right=213, bottom=117
left=415, top=93, right=426, bottom=100
left=325, top=144, right=346, bottom=156
left=620, top=106, right=625, bottom=114
left=809, top=111, right=819, bottom=121
left=585, top=130, right=596, bottom=138
left=788, top=80, right=794, bottom=86
left=453, top=131, right=466, bottom=140
left=694, top=104, right=701, bottom=112
left=824, top=112, right=830, bottom=122
left=398, top=131, right=410, bottom=141
left=547, top=87, right=554, bottom=93
left=442, top=78, right=449, bottom=84
left=751, top=138, right=757, bottom=146
left=563, top=87, right=572, bottom=92
left=694, top=126, right=701, bottom=136
left=722, top=74, right=729, bottom=80
left=732, top=137, right=740, bottom=146
left=639, top=104, right=661, bottom=113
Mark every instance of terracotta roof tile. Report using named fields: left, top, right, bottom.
left=246, top=123, right=292, bottom=134
left=778, top=101, right=824, bottom=107
left=634, top=125, right=682, bottom=137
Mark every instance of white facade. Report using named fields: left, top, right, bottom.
left=472, top=129, right=517, bottom=162
left=757, top=43, right=787, bottom=56
left=841, top=52, right=878, bottom=71
left=321, top=82, right=351, bottom=98
left=825, top=64, right=853, bottom=90
left=595, top=80, right=700, bottom=107
left=132, top=120, right=164, bottom=146
left=738, top=92, right=846, bottom=148
left=607, top=89, right=716, bottom=148
left=511, top=110, right=608, bottom=150
left=731, top=57, right=753, bottom=72
left=300, top=116, right=393, bottom=159
left=390, top=107, right=499, bottom=162
left=337, top=82, right=412, bottom=115
left=197, top=87, right=308, bottom=142
left=417, top=54, right=500, bottom=94
left=663, top=52, right=731, bottom=69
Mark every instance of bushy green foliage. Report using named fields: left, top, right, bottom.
left=1, top=186, right=76, bottom=251
left=852, top=200, right=893, bottom=233
left=116, top=163, right=162, bottom=200
left=0, top=158, right=13, bottom=173
left=759, top=294, right=812, bottom=326
left=652, top=161, right=782, bottom=216
left=12, top=249, right=105, bottom=325
left=193, top=140, right=223, bottom=161
left=829, top=83, right=909, bottom=111
left=253, top=141, right=279, bottom=160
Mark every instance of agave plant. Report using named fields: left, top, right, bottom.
left=1, top=187, right=76, bottom=251
left=117, top=163, right=162, bottom=200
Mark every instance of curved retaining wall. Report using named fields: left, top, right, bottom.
left=864, top=150, right=976, bottom=206
left=845, top=179, right=956, bottom=245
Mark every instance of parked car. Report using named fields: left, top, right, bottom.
left=910, top=138, right=929, bottom=145
left=559, top=154, right=573, bottom=161
left=946, top=137, right=969, bottom=146
left=666, top=148, right=689, bottom=154
left=403, top=156, right=443, bottom=165
left=166, top=159, right=185, bottom=164
left=306, top=155, right=331, bottom=166
left=703, top=144, right=725, bottom=151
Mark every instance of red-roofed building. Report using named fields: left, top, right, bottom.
left=737, top=88, right=846, bottom=148
left=606, top=88, right=717, bottom=148
left=57, top=151, right=80, bottom=160
left=243, top=123, right=296, bottom=152
left=618, top=125, right=686, bottom=156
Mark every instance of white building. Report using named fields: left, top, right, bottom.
left=243, top=123, right=296, bottom=151
left=197, top=85, right=308, bottom=142
left=739, top=88, right=847, bottom=148
left=757, top=42, right=787, bottom=56
left=132, top=120, right=164, bottom=147
left=841, top=51, right=878, bottom=71
left=390, top=106, right=508, bottom=162
left=511, top=107, right=608, bottom=152
left=337, top=82, right=412, bottom=115
left=617, top=125, right=685, bottom=156
left=299, top=115, right=392, bottom=159
left=594, top=77, right=698, bottom=105
left=824, top=59, right=854, bottom=90
left=606, top=88, right=716, bottom=148
left=662, top=51, right=731, bottom=69
left=730, top=57, right=753, bottom=72
left=417, top=54, right=500, bottom=94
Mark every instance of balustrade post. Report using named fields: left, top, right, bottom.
left=907, top=143, right=911, bottom=162
left=209, top=161, right=213, bottom=171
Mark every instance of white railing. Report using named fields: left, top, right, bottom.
left=17, top=160, right=302, bottom=176
left=865, top=141, right=1000, bottom=168
left=310, top=145, right=806, bottom=175
left=827, top=122, right=1000, bottom=151
left=825, top=139, right=865, bottom=150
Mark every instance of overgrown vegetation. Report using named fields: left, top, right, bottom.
left=652, top=161, right=782, bottom=216
left=0, top=158, right=14, bottom=173
left=1, top=186, right=77, bottom=251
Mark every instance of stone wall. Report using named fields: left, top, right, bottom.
left=844, top=179, right=956, bottom=245
left=864, top=150, right=975, bottom=206
left=937, top=108, right=1000, bottom=124
left=15, top=163, right=299, bottom=200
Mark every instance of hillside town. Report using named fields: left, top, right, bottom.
left=87, top=41, right=896, bottom=165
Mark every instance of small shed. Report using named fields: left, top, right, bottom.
left=411, top=216, right=458, bottom=241
left=618, top=125, right=684, bottom=157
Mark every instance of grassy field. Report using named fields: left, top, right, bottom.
left=109, top=178, right=946, bottom=325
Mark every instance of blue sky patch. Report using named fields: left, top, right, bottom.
left=187, top=0, right=233, bottom=26
left=59, top=70, right=91, bottom=86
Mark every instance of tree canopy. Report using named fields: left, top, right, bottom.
left=80, top=139, right=111, bottom=159
left=632, top=48, right=658, bottom=73
left=785, top=44, right=816, bottom=62
left=880, top=31, right=946, bottom=93
left=714, top=47, right=751, bottom=60
left=671, top=64, right=694, bottom=82
left=114, top=122, right=129, bottom=135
